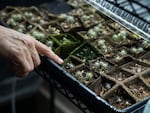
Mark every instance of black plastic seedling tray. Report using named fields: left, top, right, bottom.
left=38, top=56, right=149, bottom=113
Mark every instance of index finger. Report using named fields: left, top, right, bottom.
left=33, top=38, right=63, bottom=64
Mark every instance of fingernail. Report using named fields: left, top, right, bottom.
left=58, top=58, right=64, bottom=64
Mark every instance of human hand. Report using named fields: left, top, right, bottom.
left=0, top=25, right=63, bottom=77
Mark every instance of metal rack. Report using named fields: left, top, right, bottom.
left=85, top=0, right=150, bottom=41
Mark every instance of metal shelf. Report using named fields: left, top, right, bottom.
left=84, top=0, right=150, bottom=41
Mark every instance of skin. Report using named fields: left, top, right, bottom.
left=0, top=25, right=63, bottom=77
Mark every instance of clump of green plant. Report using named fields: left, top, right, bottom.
left=58, top=14, right=82, bottom=32
left=74, top=70, right=94, bottom=85
left=112, top=49, right=128, bottom=62
left=6, top=14, right=23, bottom=27
left=46, top=40, right=53, bottom=49
left=112, top=30, right=127, bottom=41
left=94, top=39, right=114, bottom=57
left=142, top=40, right=150, bottom=48
left=47, top=25, right=60, bottom=35
left=73, top=45, right=99, bottom=62
left=130, top=47, right=144, bottom=54
left=24, top=12, right=34, bottom=19
left=87, top=24, right=107, bottom=39
left=31, top=30, right=46, bottom=42
left=90, top=58, right=113, bottom=74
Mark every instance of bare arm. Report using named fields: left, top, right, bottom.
left=0, top=25, right=63, bottom=77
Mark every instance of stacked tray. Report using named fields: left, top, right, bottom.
left=0, top=2, right=149, bottom=112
